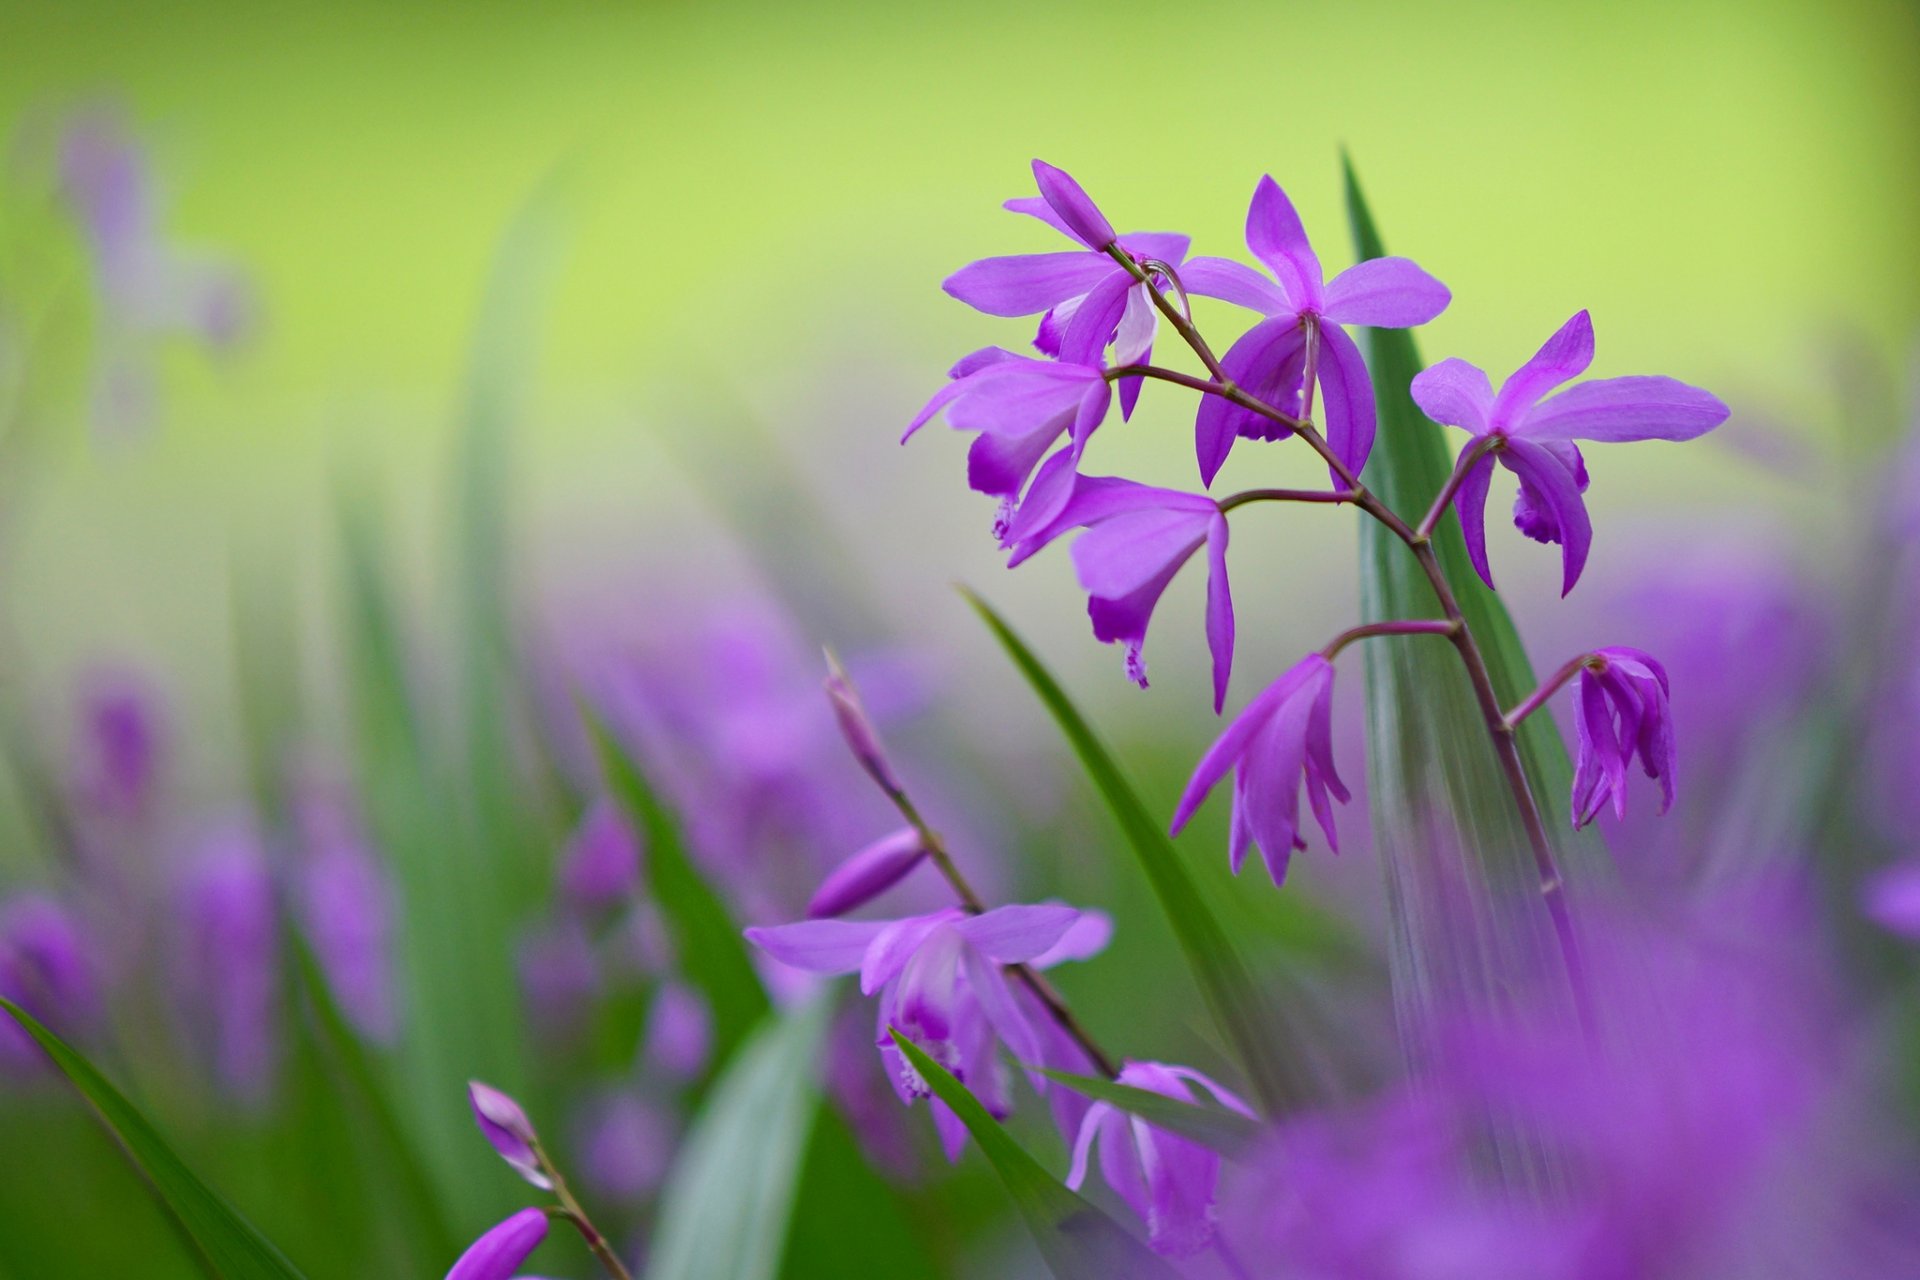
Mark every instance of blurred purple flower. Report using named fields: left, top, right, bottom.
left=641, top=979, right=712, bottom=1082
left=1411, top=310, right=1728, bottom=594
left=944, top=158, right=1189, bottom=416
left=1065, top=1060, right=1254, bottom=1257
left=806, top=827, right=927, bottom=919
left=1170, top=654, right=1347, bottom=884
left=69, top=665, right=165, bottom=823
left=558, top=797, right=643, bottom=913
left=904, top=347, right=1111, bottom=541
left=0, top=894, right=100, bottom=1072
left=1570, top=646, right=1675, bottom=827
left=1184, top=175, right=1450, bottom=485
left=289, top=776, right=399, bottom=1042
left=573, top=1089, right=673, bottom=1202
left=517, top=920, right=599, bottom=1044
left=1006, top=473, right=1233, bottom=709
left=446, top=1208, right=549, bottom=1280
left=1864, top=860, right=1920, bottom=939
left=823, top=651, right=905, bottom=798
left=469, top=1080, right=551, bottom=1190
left=173, top=819, right=279, bottom=1101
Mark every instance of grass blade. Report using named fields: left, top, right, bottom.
left=1, top=998, right=308, bottom=1280
left=963, top=589, right=1303, bottom=1113
left=890, top=1032, right=1177, bottom=1280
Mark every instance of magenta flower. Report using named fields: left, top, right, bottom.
left=1411, top=310, right=1728, bottom=594
left=641, top=980, right=712, bottom=1081
left=173, top=820, right=280, bottom=1101
left=70, top=666, right=165, bottom=821
left=0, top=894, right=100, bottom=1072
left=558, top=797, right=643, bottom=912
left=1570, top=646, right=1674, bottom=827
left=469, top=1080, right=551, bottom=1190
left=806, top=827, right=928, bottom=918
left=1183, top=175, right=1450, bottom=486
left=904, top=347, right=1112, bottom=540
left=747, top=903, right=1088, bottom=1160
left=944, top=159, right=1189, bottom=416
left=1006, top=473, right=1234, bottom=710
left=446, top=1207, right=549, bottom=1280
left=1170, top=655, right=1348, bottom=884
left=1065, top=1060, right=1255, bottom=1257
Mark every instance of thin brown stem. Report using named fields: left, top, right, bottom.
left=534, top=1143, right=633, bottom=1280
left=1218, top=486, right=1359, bottom=513
left=1106, top=246, right=1228, bottom=381
left=1416, top=435, right=1498, bottom=540
left=1319, top=618, right=1459, bottom=661
left=1504, top=654, right=1597, bottom=732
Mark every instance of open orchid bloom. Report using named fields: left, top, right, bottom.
left=1570, top=646, right=1675, bottom=827
left=1170, top=655, right=1348, bottom=884
left=1412, top=310, right=1728, bottom=594
left=1184, top=175, right=1450, bottom=486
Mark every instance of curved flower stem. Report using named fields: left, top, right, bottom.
left=1218, top=486, right=1359, bottom=513
left=532, top=1141, right=633, bottom=1280
left=1319, top=618, right=1459, bottom=661
left=1125, top=274, right=1584, bottom=992
left=1107, top=246, right=1228, bottom=382
left=886, top=788, right=1122, bottom=1080
left=1503, top=654, right=1599, bottom=731
left=1416, top=435, right=1498, bottom=540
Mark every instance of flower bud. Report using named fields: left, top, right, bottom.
left=806, top=827, right=927, bottom=918
left=1031, top=158, right=1117, bottom=251
left=823, top=651, right=903, bottom=797
left=446, top=1207, right=549, bottom=1280
left=468, top=1081, right=551, bottom=1190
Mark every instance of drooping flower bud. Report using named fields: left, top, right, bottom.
left=445, top=1207, right=549, bottom=1280
left=468, top=1081, right=551, bottom=1190
left=806, top=827, right=927, bottom=918
left=823, top=651, right=903, bottom=798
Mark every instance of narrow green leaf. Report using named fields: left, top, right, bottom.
left=583, top=707, right=772, bottom=1062
left=889, top=1032, right=1177, bottom=1280
left=1, top=998, right=309, bottom=1280
left=646, top=994, right=830, bottom=1280
left=963, top=589, right=1303, bottom=1113
left=1034, top=1069, right=1261, bottom=1154
left=1342, top=161, right=1611, bottom=1162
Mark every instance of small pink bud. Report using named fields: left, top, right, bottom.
left=823, top=651, right=903, bottom=797
left=807, top=827, right=928, bottom=918
left=467, top=1080, right=551, bottom=1190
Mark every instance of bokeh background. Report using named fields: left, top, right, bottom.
left=1, top=1, right=1917, bottom=1276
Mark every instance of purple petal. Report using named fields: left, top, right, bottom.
left=1240, top=686, right=1315, bottom=884
left=967, top=419, right=1061, bottom=504
left=1169, top=659, right=1319, bottom=836
left=1087, top=554, right=1188, bottom=690
left=1204, top=515, right=1234, bottom=714
left=1032, top=159, right=1116, bottom=250
left=1502, top=438, right=1593, bottom=595
left=1179, top=256, right=1289, bottom=314
left=942, top=252, right=1114, bottom=317
left=1194, top=313, right=1306, bottom=487
left=952, top=903, right=1079, bottom=963
left=642, top=981, right=713, bottom=1080
left=447, top=1208, right=549, bottom=1280
left=1520, top=376, right=1730, bottom=443
left=1057, top=269, right=1132, bottom=367
left=1115, top=231, right=1190, bottom=266
left=1452, top=453, right=1498, bottom=588
left=1493, top=309, right=1593, bottom=426
left=1865, top=861, right=1920, bottom=939
left=1315, top=321, right=1377, bottom=480
left=744, top=918, right=889, bottom=976
left=1410, top=357, right=1496, bottom=435
left=859, top=911, right=958, bottom=994
left=558, top=797, right=642, bottom=911
left=1031, top=909, right=1114, bottom=968
left=1003, top=194, right=1077, bottom=240
left=966, top=952, right=1042, bottom=1067
left=806, top=827, right=928, bottom=918
left=469, top=1081, right=550, bottom=1190
left=1070, top=506, right=1212, bottom=601
left=1322, top=256, right=1451, bottom=329
left=1242, top=176, right=1322, bottom=311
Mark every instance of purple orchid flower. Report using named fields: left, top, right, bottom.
left=289, top=773, right=399, bottom=1043
left=173, top=819, right=280, bottom=1101
left=70, top=666, right=165, bottom=822
left=573, top=1089, right=673, bottom=1201
left=1183, top=175, right=1451, bottom=486
left=747, top=902, right=1086, bottom=1160
left=806, top=827, right=928, bottom=918
left=1006, top=473, right=1234, bottom=710
left=1170, top=654, right=1348, bottom=885
left=446, top=1207, right=549, bottom=1280
left=1570, top=646, right=1675, bottom=828
left=944, top=159, right=1189, bottom=418
left=558, top=797, right=643, bottom=913
left=0, top=894, right=100, bottom=1072
left=641, top=980, right=712, bottom=1082
left=1410, top=310, right=1728, bottom=594
left=1065, top=1060, right=1255, bottom=1257
left=904, top=347, right=1112, bottom=541
left=469, top=1081, right=551, bottom=1190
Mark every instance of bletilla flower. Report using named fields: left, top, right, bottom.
left=1170, top=655, right=1347, bottom=885
left=558, top=797, right=643, bottom=912
left=173, top=820, right=279, bottom=1101
left=1570, top=646, right=1675, bottom=827
left=1005, top=473, right=1234, bottom=710
left=70, top=666, right=164, bottom=822
left=747, top=903, right=1089, bottom=1159
left=445, top=1207, right=549, bottom=1280
left=290, top=776, right=399, bottom=1042
left=1065, top=1061, right=1255, bottom=1257
left=944, top=159, right=1189, bottom=416
left=1184, top=175, right=1451, bottom=485
left=0, top=895, right=99, bottom=1072
left=1410, top=310, right=1728, bottom=594
left=904, top=347, right=1111, bottom=540
left=806, top=827, right=928, bottom=918
left=641, top=980, right=713, bottom=1081
left=468, top=1081, right=551, bottom=1190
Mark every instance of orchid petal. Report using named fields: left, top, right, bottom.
left=1452, top=453, right=1498, bottom=589
left=1179, top=256, right=1290, bottom=314
left=1315, top=320, right=1377, bottom=480
left=1492, top=309, right=1594, bottom=425
left=1032, top=159, right=1116, bottom=250
left=942, top=252, right=1115, bottom=318
left=1243, top=176, right=1322, bottom=310
left=1503, top=438, right=1593, bottom=595
left=952, top=903, right=1079, bottom=963
left=1322, top=256, right=1451, bottom=328
left=744, top=918, right=888, bottom=976
left=1410, top=357, right=1496, bottom=436
left=1204, top=514, right=1234, bottom=714
left=1521, top=375, right=1730, bottom=442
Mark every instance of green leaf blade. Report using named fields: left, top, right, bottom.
left=1, top=998, right=309, bottom=1280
